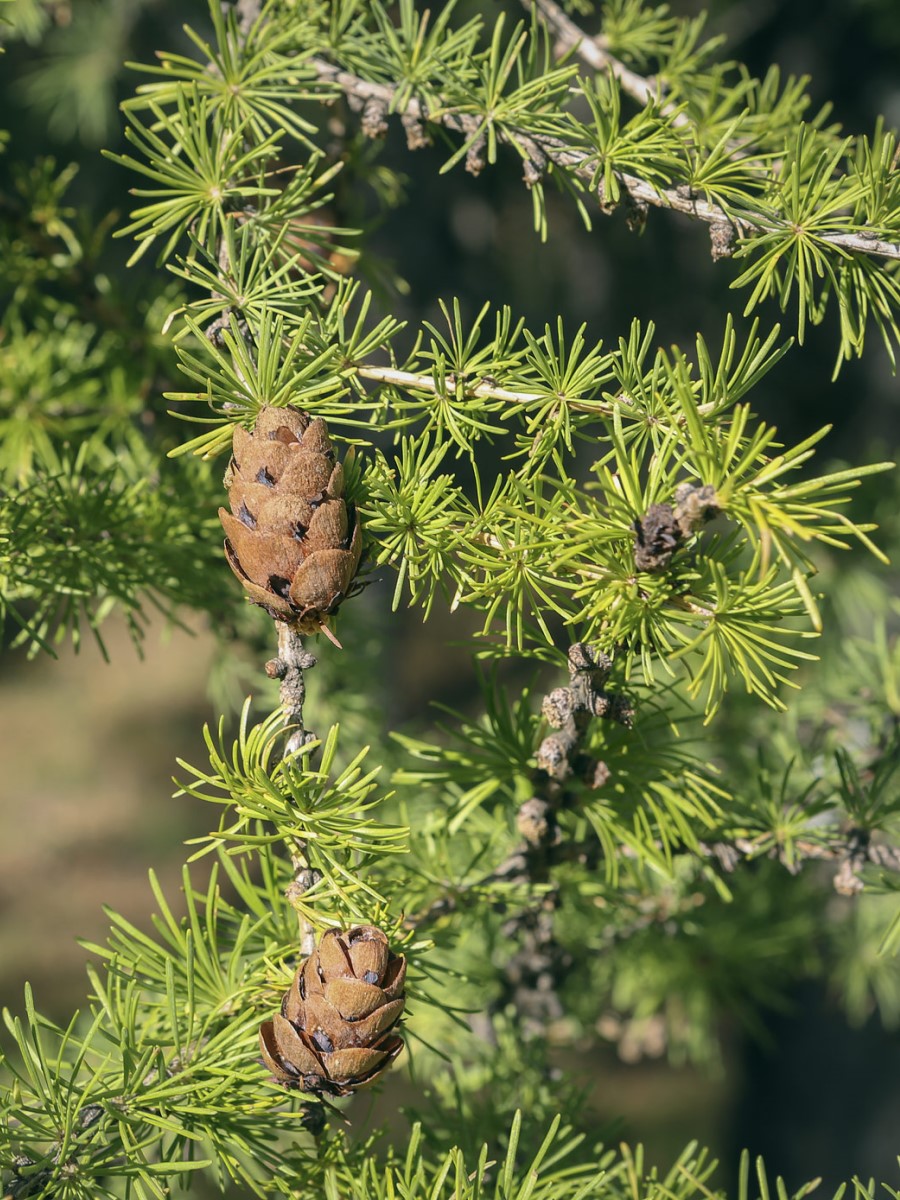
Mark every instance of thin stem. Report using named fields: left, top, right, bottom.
left=357, top=364, right=554, bottom=407
left=524, top=0, right=693, bottom=130
left=268, top=624, right=320, bottom=955
left=355, top=362, right=721, bottom=417
left=273, top=622, right=317, bottom=751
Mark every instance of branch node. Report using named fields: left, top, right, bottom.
left=361, top=96, right=389, bottom=139
left=523, top=148, right=548, bottom=188
left=633, top=503, right=680, bottom=571
left=542, top=686, right=576, bottom=727
left=673, top=482, right=720, bottom=538
left=401, top=109, right=431, bottom=150
left=286, top=729, right=318, bottom=756
left=536, top=733, right=571, bottom=780
left=625, top=193, right=649, bottom=233
left=517, top=796, right=555, bottom=846
left=466, top=136, right=487, bottom=176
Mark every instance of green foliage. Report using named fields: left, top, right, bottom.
left=176, top=702, right=407, bottom=924
left=0, top=861, right=324, bottom=1197
left=0, top=452, right=221, bottom=657
left=323, top=1112, right=608, bottom=1200
left=2, top=2, right=900, bottom=1199
left=0, top=148, right=225, bottom=656
left=158, top=294, right=892, bottom=712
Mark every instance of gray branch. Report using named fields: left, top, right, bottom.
left=310, top=58, right=900, bottom=263
left=524, top=0, right=693, bottom=130
left=234, top=0, right=262, bottom=37
left=268, top=623, right=317, bottom=754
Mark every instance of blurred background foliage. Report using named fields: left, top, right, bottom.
left=1, top=0, right=899, bottom=1194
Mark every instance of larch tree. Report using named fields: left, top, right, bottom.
left=1, top=1, right=900, bottom=1198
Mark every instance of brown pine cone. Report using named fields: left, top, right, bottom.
left=218, top=406, right=361, bottom=638
left=259, top=926, right=406, bottom=1097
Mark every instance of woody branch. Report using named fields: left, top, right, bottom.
left=523, top=0, right=693, bottom=130
left=309, top=58, right=900, bottom=263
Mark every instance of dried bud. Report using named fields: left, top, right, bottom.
left=633, top=503, right=680, bottom=571
left=466, top=136, right=487, bottom=176
left=536, top=734, right=569, bottom=780
left=709, top=219, right=736, bottom=261
left=607, top=692, right=635, bottom=728
left=586, top=759, right=611, bottom=789
left=517, top=796, right=553, bottom=846
left=285, top=728, right=318, bottom=756
left=625, top=193, right=649, bottom=233
left=219, top=406, right=362, bottom=638
left=587, top=689, right=634, bottom=727
left=361, top=96, right=389, bottom=139
left=522, top=148, right=547, bottom=188
left=542, top=687, right=575, bottom=728
left=673, top=483, right=720, bottom=539
left=260, top=926, right=406, bottom=1097
left=401, top=110, right=431, bottom=150
left=566, top=643, right=593, bottom=674
left=569, top=643, right=613, bottom=682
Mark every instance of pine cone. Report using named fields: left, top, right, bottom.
left=219, top=406, right=361, bottom=636
left=259, top=926, right=406, bottom=1096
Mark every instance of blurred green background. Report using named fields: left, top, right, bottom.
left=1, top=0, right=899, bottom=1192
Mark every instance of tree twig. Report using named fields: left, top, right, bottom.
left=234, top=0, right=262, bottom=38
left=355, top=363, right=729, bottom=418
left=356, top=364, right=586, bottom=408
left=524, top=0, right=692, bottom=130
left=268, top=623, right=318, bottom=754
left=406, top=646, right=633, bottom=1033
left=310, top=57, right=900, bottom=263
left=266, top=625, right=320, bottom=957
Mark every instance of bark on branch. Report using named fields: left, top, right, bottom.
left=524, top=0, right=693, bottom=130
left=354, top=364, right=724, bottom=418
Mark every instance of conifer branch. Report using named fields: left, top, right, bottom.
left=6, top=3, right=900, bottom=1194
left=496, top=645, right=629, bottom=1029
left=355, top=359, right=722, bottom=426
left=356, top=363, right=614, bottom=412
left=523, top=0, right=692, bottom=130
left=310, top=58, right=900, bottom=263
